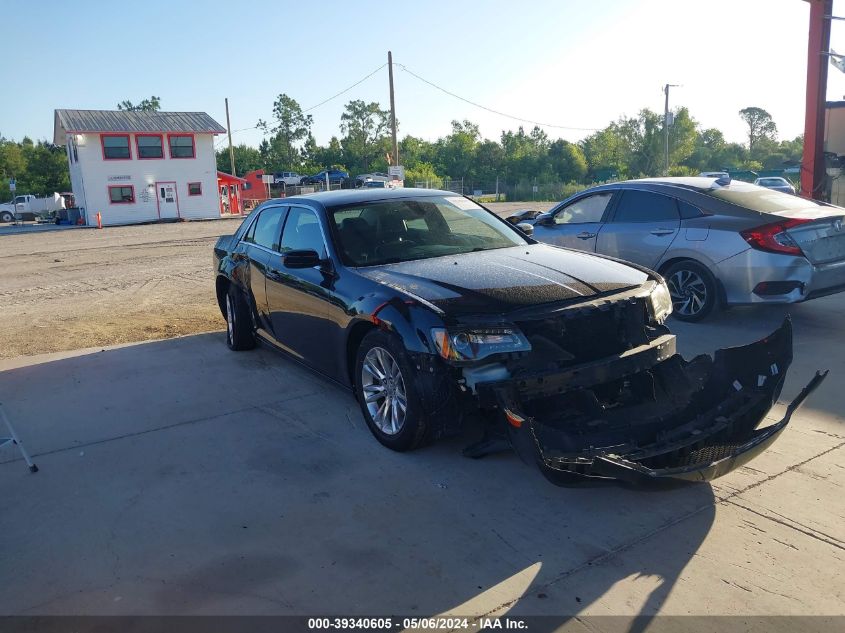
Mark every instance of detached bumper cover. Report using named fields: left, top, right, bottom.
left=477, top=318, right=827, bottom=484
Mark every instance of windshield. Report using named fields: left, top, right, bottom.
left=329, top=195, right=527, bottom=266
left=701, top=182, right=822, bottom=214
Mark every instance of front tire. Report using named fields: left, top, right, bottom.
left=354, top=329, right=428, bottom=452
left=664, top=260, right=718, bottom=322
left=0, top=211, right=13, bottom=223
left=225, top=285, right=255, bottom=351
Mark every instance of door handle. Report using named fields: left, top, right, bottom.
left=650, top=228, right=675, bottom=236
left=266, top=268, right=282, bottom=281
left=576, top=231, right=596, bottom=240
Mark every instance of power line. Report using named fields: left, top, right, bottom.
left=303, top=63, right=387, bottom=112
left=395, top=62, right=601, bottom=132
left=216, top=63, right=388, bottom=149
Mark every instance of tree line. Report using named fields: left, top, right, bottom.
left=0, top=94, right=802, bottom=202
left=218, top=95, right=802, bottom=190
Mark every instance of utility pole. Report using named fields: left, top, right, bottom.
left=663, top=84, right=679, bottom=176
left=225, top=98, right=236, bottom=177
left=388, top=51, right=399, bottom=166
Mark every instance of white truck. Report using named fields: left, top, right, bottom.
left=0, top=193, right=67, bottom=222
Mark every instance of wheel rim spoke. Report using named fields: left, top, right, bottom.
left=668, top=269, right=706, bottom=315
left=361, top=346, right=407, bottom=435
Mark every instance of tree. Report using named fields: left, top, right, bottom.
left=339, top=100, right=391, bottom=173
left=435, top=120, right=480, bottom=179
left=739, top=107, right=777, bottom=156
left=581, top=124, right=629, bottom=178
left=216, top=144, right=263, bottom=176
left=548, top=140, right=587, bottom=183
left=0, top=137, right=69, bottom=200
left=117, top=96, right=161, bottom=111
left=258, top=94, right=313, bottom=171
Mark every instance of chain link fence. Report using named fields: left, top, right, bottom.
left=411, top=178, right=592, bottom=202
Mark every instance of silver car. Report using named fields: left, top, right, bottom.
left=514, top=177, right=845, bottom=321
left=754, top=176, right=796, bottom=195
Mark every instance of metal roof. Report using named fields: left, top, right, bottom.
left=54, top=109, right=226, bottom=143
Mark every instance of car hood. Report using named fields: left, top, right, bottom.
left=356, top=244, right=650, bottom=315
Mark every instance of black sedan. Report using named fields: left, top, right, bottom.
left=213, top=189, right=825, bottom=484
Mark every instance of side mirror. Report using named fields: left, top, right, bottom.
left=535, top=213, right=554, bottom=226
left=516, top=222, right=534, bottom=237
left=283, top=249, right=321, bottom=269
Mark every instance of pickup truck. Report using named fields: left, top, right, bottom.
left=0, top=193, right=66, bottom=222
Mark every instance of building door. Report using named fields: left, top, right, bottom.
left=156, top=181, right=179, bottom=219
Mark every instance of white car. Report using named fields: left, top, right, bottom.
left=274, top=172, right=302, bottom=187
left=754, top=176, right=796, bottom=195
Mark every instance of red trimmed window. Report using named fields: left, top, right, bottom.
left=187, top=182, right=202, bottom=196
left=136, top=134, right=164, bottom=159
left=102, top=134, right=131, bottom=160
left=168, top=134, right=195, bottom=159
left=108, top=185, right=135, bottom=204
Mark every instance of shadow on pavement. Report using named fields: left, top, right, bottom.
left=0, top=328, right=776, bottom=620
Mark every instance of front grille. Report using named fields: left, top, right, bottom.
left=515, top=298, right=650, bottom=365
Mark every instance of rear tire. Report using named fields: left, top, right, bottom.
left=225, top=285, right=255, bottom=351
left=354, top=329, right=428, bottom=452
left=663, top=260, right=718, bottom=322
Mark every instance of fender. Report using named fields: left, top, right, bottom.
left=354, top=296, right=444, bottom=356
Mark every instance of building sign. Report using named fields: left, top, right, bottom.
left=108, top=175, right=132, bottom=182
left=261, top=174, right=275, bottom=184
left=388, top=165, right=405, bottom=180
left=9, top=178, right=15, bottom=192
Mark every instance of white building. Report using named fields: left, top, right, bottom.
left=53, top=109, right=227, bottom=226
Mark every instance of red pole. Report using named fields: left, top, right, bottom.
left=801, top=0, right=832, bottom=200
left=96, top=212, right=102, bottom=229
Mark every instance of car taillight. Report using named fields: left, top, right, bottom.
left=740, top=218, right=811, bottom=256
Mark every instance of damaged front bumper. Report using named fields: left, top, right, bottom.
left=475, top=318, right=827, bottom=485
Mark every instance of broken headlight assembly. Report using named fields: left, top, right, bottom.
left=431, top=327, right=531, bottom=363
left=648, top=281, right=673, bottom=324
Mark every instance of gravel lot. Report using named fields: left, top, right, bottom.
left=0, top=203, right=552, bottom=359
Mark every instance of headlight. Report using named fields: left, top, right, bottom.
left=430, top=327, right=531, bottom=363
left=648, top=281, right=673, bottom=324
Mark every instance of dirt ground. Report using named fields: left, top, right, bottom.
left=0, top=202, right=552, bottom=359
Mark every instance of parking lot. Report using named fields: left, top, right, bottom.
left=1, top=213, right=843, bottom=620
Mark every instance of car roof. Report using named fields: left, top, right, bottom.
left=282, top=188, right=455, bottom=209
left=585, top=176, right=764, bottom=195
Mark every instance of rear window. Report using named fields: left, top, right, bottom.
left=703, top=182, right=823, bottom=214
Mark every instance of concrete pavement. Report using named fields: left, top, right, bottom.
left=0, top=296, right=843, bottom=618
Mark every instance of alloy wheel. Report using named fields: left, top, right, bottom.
left=361, top=347, right=407, bottom=435
left=667, top=269, right=708, bottom=317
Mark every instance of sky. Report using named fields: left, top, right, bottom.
left=4, top=0, right=845, bottom=151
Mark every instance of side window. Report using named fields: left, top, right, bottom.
left=247, top=206, right=286, bottom=250
left=281, top=207, right=326, bottom=256
left=613, top=191, right=679, bottom=223
left=678, top=199, right=702, bottom=219
left=554, top=193, right=613, bottom=224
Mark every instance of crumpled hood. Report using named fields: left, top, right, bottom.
left=356, top=244, right=650, bottom=315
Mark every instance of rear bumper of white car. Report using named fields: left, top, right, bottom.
left=716, top=248, right=845, bottom=305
